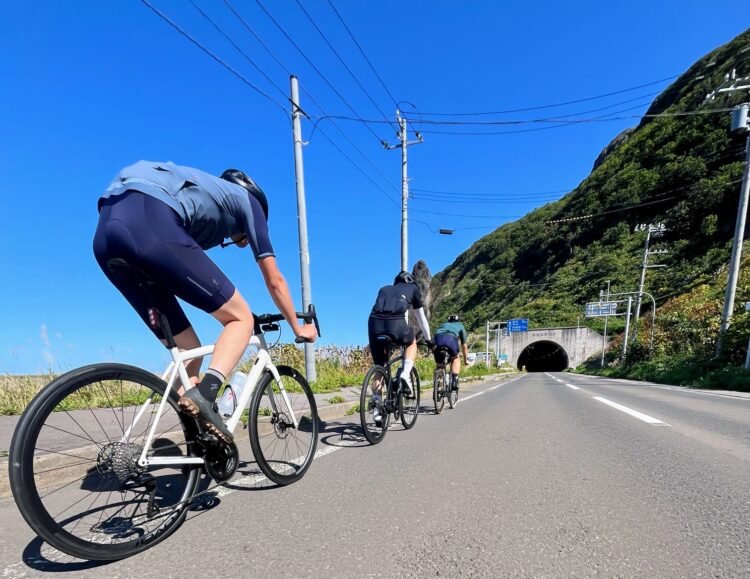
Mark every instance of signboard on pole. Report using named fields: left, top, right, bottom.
left=508, top=318, right=529, bottom=332
left=585, top=302, right=618, bottom=317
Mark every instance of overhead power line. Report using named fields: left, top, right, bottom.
left=189, top=0, right=289, bottom=102
left=544, top=178, right=744, bottom=224
left=293, top=0, right=397, bottom=131
left=139, top=0, right=288, bottom=115
left=224, top=0, right=401, bottom=200
left=253, top=0, right=389, bottom=144
left=327, top=0, right=400, bottom=110
left=416, top=74, right=681, bottom=116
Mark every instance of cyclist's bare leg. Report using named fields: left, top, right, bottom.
left=401, top=339, right=418, bottom=386
left=162, top=325, right=202, bottom=395
left=207, top=288, right=253, bottom=378
left=450, top=357, right=461, bottom=375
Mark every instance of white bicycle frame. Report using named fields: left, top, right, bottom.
left=120, top=333, right=299, bottom=468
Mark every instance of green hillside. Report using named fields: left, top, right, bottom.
left=430, top=28, right=750, bottom=383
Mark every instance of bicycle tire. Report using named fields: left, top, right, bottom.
left=249, top=365, right=318, bottom=486
left=360, top=365, right=389, bottom=445
left=448, top=375, right=459, bottom=409
left=433, top=368, right=445, bottom=414
left=9, top=363, right=201, bottom=561
left=399, top=367, right=420, bottom=430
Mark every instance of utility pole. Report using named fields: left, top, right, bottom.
left=290, top=75, right=316, bottom=382
left=385, top=111, right=423, bottom=271
left=706, top=72, right=750, bottom=355
left=484, top=320, right=490, bottom=366
left=600, top=280, right=611, bottom=368
left=622, top=296, right=633, bottom=358
left=633, top=223, right=667, bottom=342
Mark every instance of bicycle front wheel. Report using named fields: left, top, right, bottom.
left=433, top=369, right=446, bottom=414
left=249, top=365, right=318, bottom=486
left=9, top=364, right=201, bottom=561
left=399, top=367, right=420, bottom=429
left=360, top=365, right=389, bottom=445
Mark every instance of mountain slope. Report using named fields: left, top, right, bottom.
left=430, top=28, right=750, bottom=345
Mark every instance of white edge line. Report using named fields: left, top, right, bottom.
left=593, top=396, right=669, bottom=425
left=565, top=383, right=580, bottom=390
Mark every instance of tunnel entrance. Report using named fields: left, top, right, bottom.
left=516, top=340, right=569, bottom=372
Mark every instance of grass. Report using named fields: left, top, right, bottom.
left=576, top=353, right=750, bottom=391
left=345, top=403, right=360, bottom=416
left=326, top=395, right=346, bottom=404
left=1, top=345, right=507, bottom=416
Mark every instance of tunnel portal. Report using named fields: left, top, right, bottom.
left=516, top=340, right=569, bottom=372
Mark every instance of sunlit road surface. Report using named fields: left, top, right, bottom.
left=1, top=371, right=748, bottom=578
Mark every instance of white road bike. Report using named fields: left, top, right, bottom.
left=9, top=267, right=321, bottom=561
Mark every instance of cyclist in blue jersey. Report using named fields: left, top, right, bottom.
left=433, top=314, right=469, bottom=391
left=93, top=161, right=317, bottom=443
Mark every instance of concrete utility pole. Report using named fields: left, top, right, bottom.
left=385, top=111, right=423, bottom=271
left=622, top=296, right=633, bottom=359
left=290, top=75, right=316, bottom=382
left=600, top=280, right=611, bottom=368
left=484, top=320, right=490, bottom=366
left=633, top=223, right=667, bottom=343
left=707, top=72, right=750, bottom=355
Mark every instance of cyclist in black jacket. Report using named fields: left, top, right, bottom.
left=367, top=272, right=432, bottom=420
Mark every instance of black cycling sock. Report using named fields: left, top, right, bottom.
left=451, top=373, right=458, bottom=386
left=197, top=368, right=225, bottom=403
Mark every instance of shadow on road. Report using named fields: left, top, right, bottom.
left=21, top=537, right=110, bottom=573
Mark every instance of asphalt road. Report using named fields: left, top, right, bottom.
left=1, top=372, right=749, bottom=578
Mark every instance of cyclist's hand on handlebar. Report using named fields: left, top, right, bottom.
left=294, top=323, right=318, bottom=344
left=426, top=339, right=435, bottom=351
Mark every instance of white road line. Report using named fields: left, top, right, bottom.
left=565, top=383, right=580, bottom=390
left=593, top=396, right=669, bottom=425
left=570, top=374, right=750, bottom=401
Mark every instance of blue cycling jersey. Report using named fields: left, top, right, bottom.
left=100, top=160, right=274, bottom=259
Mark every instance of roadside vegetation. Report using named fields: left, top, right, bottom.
left=576, top=252, right=750, bottom=391
left=1, top=345, right=504, bottom=415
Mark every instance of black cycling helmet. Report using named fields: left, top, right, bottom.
left=394, top=271, right=415, bottom=285
left=220, top=169, right=269, bottom=220
left=448, top=314, right=460, bottom=322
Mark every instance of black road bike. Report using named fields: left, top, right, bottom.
left=432, top=345, right=459, bottom=414
left=359, top=336, right=421, bottom=445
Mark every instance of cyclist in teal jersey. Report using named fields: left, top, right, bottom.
left=433, top=315, right=469, bottom=391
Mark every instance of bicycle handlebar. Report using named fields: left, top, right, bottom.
left=254, top=304, right=321, bottom=342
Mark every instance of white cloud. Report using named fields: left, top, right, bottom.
left=40, top=324, right=51, bottom=349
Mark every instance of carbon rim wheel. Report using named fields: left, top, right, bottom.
left=448, top=376, right=459, bottom=409
left=433, top=369, right=445, bottom=414
left=9, top=364, right=201, bottom=561
left=360, top=366, right=389, bottom=445
left=249, top=365, right=318, bottom=486
left=399, top=368, right=420, bottom=430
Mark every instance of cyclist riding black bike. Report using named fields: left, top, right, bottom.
left=433, top=314, right=469, bottom=391
left=367, top=271, right=431, bottom=423
left=93, top=161, right=317, bottom=443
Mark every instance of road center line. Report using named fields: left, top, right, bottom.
left=565, top=383, right=580, bottom=390
left=593, top=396, right=669, bottom=425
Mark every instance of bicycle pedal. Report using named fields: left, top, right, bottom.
left=198, top=433, right=220, bottom=445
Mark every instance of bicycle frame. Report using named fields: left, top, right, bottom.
left=122, top=333, right=298, bottom=469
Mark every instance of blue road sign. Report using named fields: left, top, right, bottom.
left=508, top=318, right=529, bottom=332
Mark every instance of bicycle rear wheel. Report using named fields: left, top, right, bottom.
left=360, top=365, right=389, bottom=445
left=448, top=375, right=459, bottom=409
left=249, top=365, right=318, bottom=486
left=399, top=367, right=420, bottom=429
left=9, top=364, right=201, bottom=561
left=433, top=369, right=446, bottom=414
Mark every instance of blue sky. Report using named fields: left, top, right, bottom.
left=1, top=1, right=747, bottom=374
